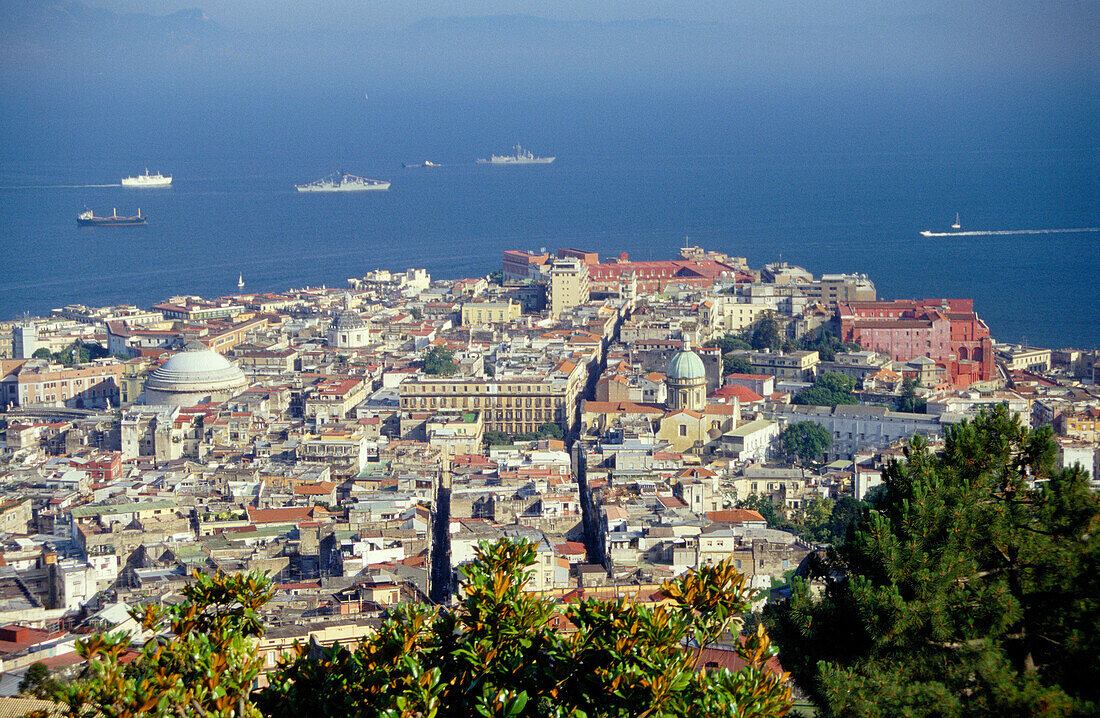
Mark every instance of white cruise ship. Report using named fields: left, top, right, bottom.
left=121, top=169, right=172, bottom=187
left=295, top=172, right=391, bottom=192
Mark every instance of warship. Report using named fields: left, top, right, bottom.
left=295, top=172, right=390, bottom=192
left=476, top=145, right=555, bottom=165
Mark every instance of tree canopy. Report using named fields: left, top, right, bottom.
left=711, top=333, right=751, bottom=355
left=897, top=377, right=926, bottom=413
left=723, top=354, right=754, bottom=376
left=59, top=570, right=273, bottom=717
left=262, top=540, right=792, bottom=717
left=795, top=331, right=860, bottom=363
left=484, top=423, right=564, bottom=447
left=750, top=315, right=783, bottom=352
left=780, top=421, right=832, bottom=465
left=64, top=542, right=796, bottom=717
left=792, top=373, right=858, bottom=407
left=19, top=661, right=59, bottom=698
left=769, top=407, right=1100, bottom=717
left=423, top=345, right=459, bottom=376
left=30, top=341, right=110, bottom=367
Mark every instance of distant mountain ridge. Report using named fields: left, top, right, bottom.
left=0, top=0, right=220, bottom=41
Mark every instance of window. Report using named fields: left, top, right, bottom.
left=679, top=425, right=687, bottom=437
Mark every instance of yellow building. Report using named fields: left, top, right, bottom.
left=461, top=300, right=522, bottom=327
left=549, top=258, right=590, bottom=319
left=400, top=360, right=587, bottom=435
left=119, top=357, right=152, bottom=406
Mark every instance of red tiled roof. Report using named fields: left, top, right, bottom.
left=711, top=385, right=764, bottom=403
left=554, top=541, right=588, bottom=556
left=706, top=509, right=767, bottom=524
left=247, top=506, right=328, bottom=524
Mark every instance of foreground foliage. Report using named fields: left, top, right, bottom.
left=261, top=540, right=793, bottom=718
left=770, top=407, right=1100, bottom=717
left=61, top=544, right=790, bottom=717
left=59, top=570, right=273, bottom=718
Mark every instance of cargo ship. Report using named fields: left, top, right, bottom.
left=121, top=169, right=172, bottom=187
left=402, top=160, right=441, bottom=168
left=476, top=145, right=555, bottom=164
left=77, top=208, right=147, bottom=226
left=295, top=172, right=390, bottom=192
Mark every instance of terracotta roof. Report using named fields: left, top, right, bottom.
left=247, top=506, right=328, bottom=524
left=293, top=482, right=337, bottom=496
left=693, top=642, right=784, bottom=677
left=677, top=467, right=718, bottom=478
left=705, top=509, right=767, bottom=524
left=554, top=541, right=587, bottom=556
left=711, top=385, right=764, bottom=403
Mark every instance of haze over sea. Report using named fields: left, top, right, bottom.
left=1, top=4, right=1097, bottom=349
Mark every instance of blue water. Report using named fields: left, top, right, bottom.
left=1, top=86, right=1098, bottom=348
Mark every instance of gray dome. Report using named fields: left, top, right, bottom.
left=145, top=343, right=247, bottom=399
left=332, top=310, right=366, bottom=331
left=667, top=342, right=706, bottom=381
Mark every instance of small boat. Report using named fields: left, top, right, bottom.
left=237, top=272, right=245, bottom=288
left=951, top=213, right=961, bottom=230
left=402, top=160, right=441, bottom=168
left=77, top=208, right=147, bottom=226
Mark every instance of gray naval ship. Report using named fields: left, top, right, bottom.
left=476, top=145, right=555, bottom=165
left=295, top=172, right=391, bottom=192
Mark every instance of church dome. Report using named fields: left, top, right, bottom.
left=667, top=341, right=706, bottom=381
left=144, top=341, right=248, bottom=406
left=331, top=310, right=366, bottom=331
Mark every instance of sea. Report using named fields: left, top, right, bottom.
left=1, top=85, right=1098, bottom=349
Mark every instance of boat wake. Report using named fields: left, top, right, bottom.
left=0, top=183, right=123, bottom=189
left=920, top=227, right=1100, bottom=237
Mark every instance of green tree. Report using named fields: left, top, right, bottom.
left=789, top=496, right=835, bottom=543
left=794, top=330, right=858, bottom=362
left=750, top=314, right=782, bottom=351
left=423, top=345, right=458, bottom=376
left=897, top=377, right=926, bottom=413
left=792, top=373, right=858, bottom=407
left=261, top=539, right=793, bottom=718
left=770, top=407, right=1100, bottom=717
left=824, top=496, right=864, bottom=544
left=712, top=333, right=751, bottom=354
left=780, top=422, right=832, bottom=465
left=19, top=661, right=59, bottom=698
left=735, top=494, right=782, bottom=528
left=723, top=354, right=754, bottom=376
left=59, top=570, right=273, bottom=717
left=535, top=422, right=564, bottom=439
left=484, top=430, right=512, bottom=446
left=31, top=347, right=53, bottom=360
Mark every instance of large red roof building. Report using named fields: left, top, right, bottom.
left=837, top=298, right=994, bottom=387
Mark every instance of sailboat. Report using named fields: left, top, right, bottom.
left=951, top=213, right=961, bottom=230
left=237, top=272, right=245, bottom=289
